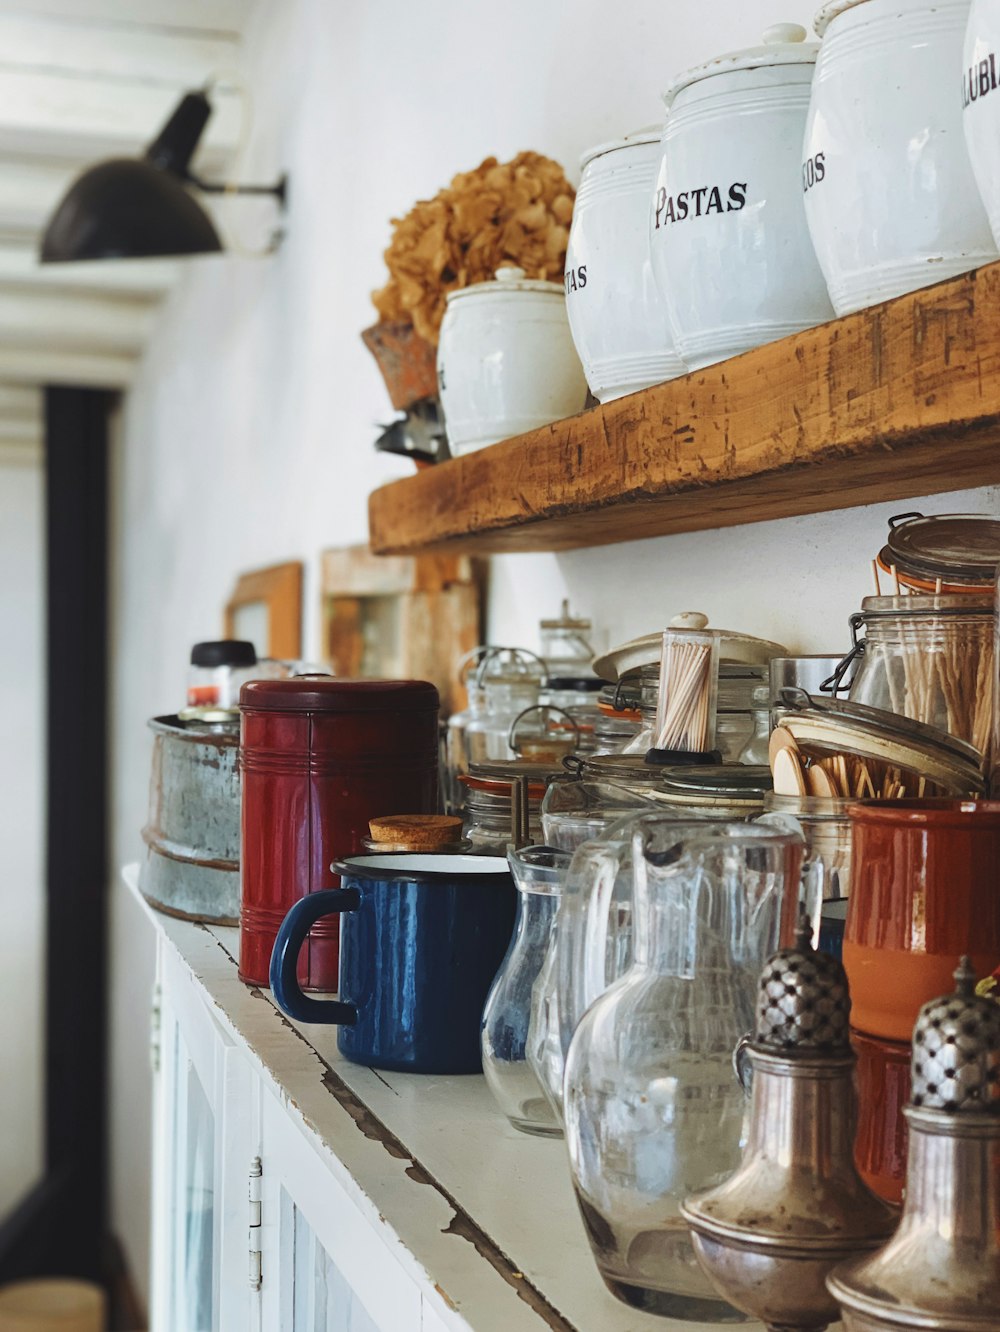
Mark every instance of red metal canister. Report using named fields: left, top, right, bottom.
left=238, top=677, right=440, bottom=989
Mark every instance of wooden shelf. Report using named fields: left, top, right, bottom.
left=368, top=261, right=1000, bottom=556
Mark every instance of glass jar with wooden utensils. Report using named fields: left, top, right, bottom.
left=838, top=594, right=994, bottom=761
left=769, top=689, right=986, bottom=802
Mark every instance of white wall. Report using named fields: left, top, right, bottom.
left=110, top=0, right=1000, bottom=1302
left=0, top=457, right=44, bottom=1216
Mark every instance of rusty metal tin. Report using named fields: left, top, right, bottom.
left=140, top=714, right=241, bottom=925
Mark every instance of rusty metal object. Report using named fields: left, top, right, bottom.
left=140, top=715, right=240, bottom=924
left=361, top=320, right=439, bottom=411
left=682, top=919, right=898, bottom=1332
left=828, top=959, right=1000, bottom=1331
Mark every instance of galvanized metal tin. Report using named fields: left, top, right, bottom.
left=140, top=714, right=240, bottom=924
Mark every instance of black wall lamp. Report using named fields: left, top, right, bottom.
left=40, top=89, right=287, bottom=263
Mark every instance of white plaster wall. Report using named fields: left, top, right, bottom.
left=110, top=0, right=1000, bottom=1301
left=0, top=458, right=44, bottom=1216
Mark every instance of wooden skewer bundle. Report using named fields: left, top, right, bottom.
left=655, top=633, right=716, bottom=752
left=869, top=562, right=994, bottom=759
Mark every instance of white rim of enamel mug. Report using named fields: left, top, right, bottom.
left=579, top=126, right=663, bottom=171
left=814, top=0, right=871, bottom=36
left=445, top=268, right=565, bottom=304
left=335, top=853, right=511, bottom=878
left=662, top=36, right=819, bottom=109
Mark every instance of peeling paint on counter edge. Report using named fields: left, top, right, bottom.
left=241, top=972, right=578, bottom=1332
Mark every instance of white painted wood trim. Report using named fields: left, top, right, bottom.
left=0, top=346, right=136, bottom=387
left=0, top=68, right=241, bottom=167
left=0, top=14, right=241, bottom=86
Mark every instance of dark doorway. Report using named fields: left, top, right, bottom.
left=0, top=387, right=112, bottom=1288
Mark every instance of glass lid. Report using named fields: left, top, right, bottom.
left=879, top=512, right=1000, bottom=584
left=774, top=688, right=985, bottom=792
left=657, top=765, right=773, bottom=798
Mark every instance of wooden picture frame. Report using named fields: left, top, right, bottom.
left=224, top=560, right=303, bottom=659
left=320, top=546, right=484, bottom=716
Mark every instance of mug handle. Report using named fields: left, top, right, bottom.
left=269, top=888, right=361, bottom=1025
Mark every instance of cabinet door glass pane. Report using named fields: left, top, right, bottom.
left=281, top=1188, right=378, bottom=1332
left=172, top=1027, right=217, bottom=1332
left=0, top=453, right=44, bottom=1219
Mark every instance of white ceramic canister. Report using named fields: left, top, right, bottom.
left=963, top=0, right=1000, bottom=249
left=805, top=0, right=998, bottom=317
left=650, top=24, right=834, bottom=371
left=437, top=267, right=588, bottom=456
left=565, top=129, right=686, bottom=401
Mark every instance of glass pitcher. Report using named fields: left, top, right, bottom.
left=563, top=819, right=802, bottom=1322
left=538, top=803, right=760, bottom=1125
left=480, top=845, right=571, bottom=1137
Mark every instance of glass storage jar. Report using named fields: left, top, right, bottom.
left=461, top=761, right=555, bottom=853
left=845, top=594, right=994, bottom=758
left=481, top=845, right=571, bottom=1137
left=183, top=640, right=258, bottom=722
left=635, top=662, right=771, bottom=763
left=758, top=792, right=854, bottom=930
left=540, top=600, right=595, bottom=677
left=464, top=648, right=546, bottom=767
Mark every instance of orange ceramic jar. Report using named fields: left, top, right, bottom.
left=844, top=799, right=1000, bottom=1041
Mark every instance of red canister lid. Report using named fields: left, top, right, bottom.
left=240, top=677, right=439, bottom=713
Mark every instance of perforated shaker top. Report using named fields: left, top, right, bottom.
left=755, top=914, right=852, bottom=1053
left=911, top=958, right=1000, bottom=1114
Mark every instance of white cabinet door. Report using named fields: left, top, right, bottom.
left=259, top=1090, right=426, bottom=1332
left=152, top=939, right=260, bottom=1332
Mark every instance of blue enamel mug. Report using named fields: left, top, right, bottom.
left=270, top=854, right=516, bottom=1074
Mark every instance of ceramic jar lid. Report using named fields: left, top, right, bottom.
left=814, top=0, right=874, bottom=37
left=239, top=677, right=439, bottom=713
left=593, top=615, right=787, bottom=682
left=663, top=22, right=819, bottom=108
left=579, top=125, right=663, bottom=171
left=444, top=266, right=564, bottom=305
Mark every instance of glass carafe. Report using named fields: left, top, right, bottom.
left=563, top=819, right=801, bottom=1321
left=480, top=845, right=570, bottom=1137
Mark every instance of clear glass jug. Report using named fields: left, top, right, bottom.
left=563, top=819, right=802, bottom=1321
left=539, top=803, right=769, bottom=1125
left=480, top=845, right=571, bottom=1137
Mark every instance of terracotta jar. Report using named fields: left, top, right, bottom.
left=844, top=799, right=1000, bottom=1040
left=852, top=1028, right=912, bottom=1204
left=238, top=677, right=440, bottom=989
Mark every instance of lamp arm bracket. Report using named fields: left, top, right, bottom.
left=186, top=170, right=288, bottom=206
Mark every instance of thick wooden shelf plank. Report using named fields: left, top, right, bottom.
left=368, top=262, right=1000, bottom=556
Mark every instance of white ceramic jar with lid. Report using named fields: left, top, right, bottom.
left=565, top=129, right=686, bottom=401
left=650, top=23, right=833, bottom=370
left=437, top=266, right=588, bottom=456
left=963, top=0, right=1000, bottom=249
left=804, top=0, right=997, bottom=316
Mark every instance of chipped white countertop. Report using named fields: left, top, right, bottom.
left=126, top=864, right=779, bottom=1332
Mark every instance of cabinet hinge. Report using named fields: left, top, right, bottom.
left=149, top=982, right=162, bottom=1074
left=249, top=1156, right=262, bottom=1290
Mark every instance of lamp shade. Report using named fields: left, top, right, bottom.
left=40, top=157, right=222, bottom=262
